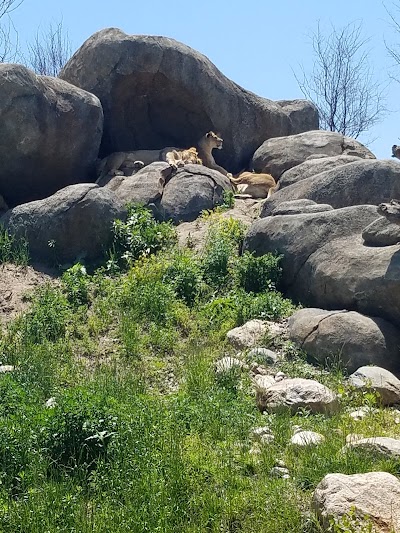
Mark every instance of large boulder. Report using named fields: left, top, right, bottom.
left=243, top=205, right=400, bottom=328
left=256, top=377, right=339, bottom=414
left=112, top=162, right=233, bottom=223
left=60, top=28, right=318, bottom=173
left=261, top=159, right=400, bottom=217
left=251, top=130, right=374, bottom=179
left=1, top=184, right=125, bottom=264
left=288, top=308, right=400, bottom=374
left=0, top=64, right=103, bottom=207
left=342, top=437, right=400, bottom=458
left=279, top=154, right=363, bottom=189
left=362, top=216, right=400, bottom=246
left=312, top=472, right=400, bottom=532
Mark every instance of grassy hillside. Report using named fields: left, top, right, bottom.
left=0, top=205, right=398, bottom=532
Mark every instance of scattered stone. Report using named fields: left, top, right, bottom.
left=312, top=472, right=400, bottom=532
left=45, top=397, right=57, bottom=408
left=256, top=377, right=339, bottom=414
left=252, top=374, right=276, bottom=392
left=270, top=466, right=290, bottom=479
left=342, top=436, right=400, bottom=458
left=249, top=363, right=271, bottom=376
left=251, top=426, right=274, bottom=444
left=274, top=372, right=286, bottom=382
left=0, top=365, right=14, bottom=373
left=290, top=430, right=325, bottom=446
left=227, top=320, right=268, bottom=349
left=247, top=347, right=279, bottom=364
left=349, top=366, right=400, bottom=406
left=348, top=406, right=375, bottom=420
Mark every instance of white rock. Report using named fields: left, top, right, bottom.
left=247, top=347, right=279, bottom=364
left=274, top=371, right=286, bottom=382
left=291, top=430, right=325, bottom=446
left=349, top=366, right=400, bottom=406
left=45, top=397, right=57, bottom=408
left=345, top=433, right=364, bottom=444
left=226, top=320, right=268, bottom=349
left=270, top=466, right=290, bottom=478
left=252, top=374, right=275, bottom=391
left=313, top=472, right=400, bottom=531
left=342, top=436, right=400, bottom=458
left=348, top=406, right=375, bottom=420
left=0, top=365, right=14, bottom=373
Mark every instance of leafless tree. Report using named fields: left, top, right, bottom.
left=27, top=20, right=72, bottom=77
left=0, top=0, right=23, bottom=62
left=295, top=22, right=386, bottom=139
left=385, top=2, right=400, bottom=80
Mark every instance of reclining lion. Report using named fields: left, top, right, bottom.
left=229, top=171, right=279, bottom=199
left=96, top=131, right=230, bottom=182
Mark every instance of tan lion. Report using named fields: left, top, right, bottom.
left=165, top=147, right=202, bottom=169
left=229, top=171, right=279, bottom=199
left=96, top=131, right=230, bottom=182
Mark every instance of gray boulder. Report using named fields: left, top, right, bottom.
left=256, top=377, right=339, bottom=414
left=60, top=28, right=318, bottom=173
left=0, top=63, right=103, bottom=206
left=362, top=216, right=400, bottom=246
left=114, top=162, right=169, bottom=207
left=288, top=308, right=400, bottom=374
left=244, top=205, right=400, bottom=328
left=159, top=164, right=233, bottom=223
left=261, top=159, right=400, bottom=217
left=271, top=200, right=333, bottom=215
left=279, top=154, right=363, bottom=189
left=251, top=130, right=374, bottom=179
left=1, top=184, right=125, bottom=264
left=313, top=472, right=400, bottom=532
left=349, top=366, right=400, bottom=405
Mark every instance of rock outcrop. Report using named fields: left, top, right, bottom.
left=1, top=184, right=125, bottom=264
left=349, top=366, right=400, bottom=405
left=251, top=130, right=374, bottom=179
left=60, top=28, right=318, bottom=173
left=0, top=64, right=103, bottom=206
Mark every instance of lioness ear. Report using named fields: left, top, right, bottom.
left=206, top=132, right=212, bottom=138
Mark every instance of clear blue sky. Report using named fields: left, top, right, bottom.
left=9, top=0, right=400, bottom=159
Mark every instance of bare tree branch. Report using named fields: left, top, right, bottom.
left=0, top=0, right=23, bottom=62
left=27, top=20, right=72, bottom=77
left=294, top=21, right=386, bottom=139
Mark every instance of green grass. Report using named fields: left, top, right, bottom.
left=0, top=208, right=397, bottom=532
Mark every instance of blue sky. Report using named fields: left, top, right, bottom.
left=9, top=0, right=400, bottom=159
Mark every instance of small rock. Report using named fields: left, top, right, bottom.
left=349, top=366, right=400, bottom=406
left=290, top=430, right=325, bottom=446
left=252, top=374, right=276, bottom=391
left=0, top=365, right=14, bottom=373
left=249, top=363, right=270, bottom=375
left=45, top=397, right=57, bottom=408
left=274, top=371, right=286, bottom=382
left=342, top=436, right=400, bottom=458
left=348, top=406, right=375, bottom=420
left=226, top=320, right=268, bottom=349
left=247, top=347, right=279, bottom=364
left=270, top=466, right=290, bottom=479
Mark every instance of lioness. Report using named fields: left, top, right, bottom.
left=165, top=147, right=202, bottom=169
left=229, top=171, right=279, bottom=199
left=96, top=131, right=230, bottom=182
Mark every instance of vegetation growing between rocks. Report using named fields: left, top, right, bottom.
left=0, top=207, right=398, bottom=532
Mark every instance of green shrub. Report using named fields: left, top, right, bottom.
left=0, top=225, right=29, bottom=265
left=42, top=388, right=117, bottom=472
left=236, top=290, right=296, bottom=324
left=16, top=285, right=71, bottom=343
left=236, top=251, right=282, bottom=293
left=164, top=250, right=203, bottom=306
left=109, top=204, right=177, bottom=270
left=202, top=216, right=246, bottom=289
left=62, top=263, right=90, bottom=307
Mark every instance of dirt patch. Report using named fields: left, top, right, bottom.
left=0, top=263, right=58, bottom=325
left=176, top=197, right=264, bottom=250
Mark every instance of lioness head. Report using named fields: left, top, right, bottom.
left=206, top=131, right=223, bottom=150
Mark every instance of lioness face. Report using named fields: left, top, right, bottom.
left=206, top=131, right=223, bottom=150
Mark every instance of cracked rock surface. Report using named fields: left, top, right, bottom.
left=288, top=308, right=400, bottom=374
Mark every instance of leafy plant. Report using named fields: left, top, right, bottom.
left=163, top=249, right=203, bottom=306
left=62, top=262, right=90, bottom=307
left=110, top=204, right=177, bottom=270
left=235, top=251, right=282, bottom=293
left=0, top=225, right=29, bottom=265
